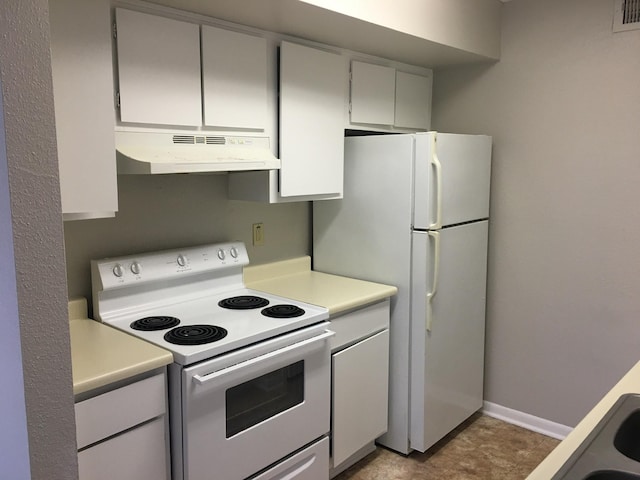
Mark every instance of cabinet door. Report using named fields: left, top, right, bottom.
left=202, top=26, right=267, bottom=130
left=332, top=329, right=389, bottom=467
left=280, top=42, right=345, bottom=197
left=115, top=8, right=201, bottom=126
left=78, top=417, right=168, bottom=480
left=394, top=71, right=432, bottom=130
left=49, top=0, right=117, bottom=220
left=350, top=61, right=395, bottom=125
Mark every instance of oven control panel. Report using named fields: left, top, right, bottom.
left=91, top=241, right=249, bottom=291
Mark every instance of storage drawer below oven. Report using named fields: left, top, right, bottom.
left=250, top=437, right=329, bottom=480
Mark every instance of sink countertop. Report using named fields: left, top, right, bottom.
left=527, top=359, right=640, bottom=479
left=69, top=298, right=173, bottom=396
left=244, top=256, right=397, bottom=316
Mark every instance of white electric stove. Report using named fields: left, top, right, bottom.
left=91, top=241, right=329, bottom=365
left=91, top=241, right=333, bottom=480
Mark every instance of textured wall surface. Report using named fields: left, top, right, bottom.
left=64, top=174, right=310, bottom=304
left=0, top=1, right=78, bottom=478
left=433, top=0, right=640, bottom=426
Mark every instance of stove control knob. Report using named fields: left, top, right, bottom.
left=176, top=254, right=187, bottom=267
left=130, top=261, right=141, bottom=275
left=230, top=247, right=238, bottom=258
left=217, top=249, right=226, bottom=260
left=112, top=264, right=124, bottom=277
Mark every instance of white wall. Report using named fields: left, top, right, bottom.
left=433, top=0, right=640, bottom=426
left=0, top=1, right=77, bottom=478
left=64, top=174, right=310, bottom=303
left=300, top=0, right=502, bottom=59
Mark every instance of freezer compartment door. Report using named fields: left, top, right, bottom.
left=409, top=220, right=488, bottom=452
left=413, top=133, right=492, bottom=230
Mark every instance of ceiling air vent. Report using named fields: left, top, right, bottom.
left=614, top=0, right=640, bottom=32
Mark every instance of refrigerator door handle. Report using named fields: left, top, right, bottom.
left=430, top=139, right=443, bottom=230
left=426, top=230, right=440, bottom=332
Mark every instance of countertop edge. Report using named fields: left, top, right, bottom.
left=527, top=360, right=640, bottom=478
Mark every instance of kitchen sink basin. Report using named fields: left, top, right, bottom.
left=583, top=472, right=640, bottom=480
left=552, top=394, right=640, bottom=479
left=615, top=410, right=640, bottom=462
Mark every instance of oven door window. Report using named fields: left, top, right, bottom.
left=225, top=360, right=304, bottom=438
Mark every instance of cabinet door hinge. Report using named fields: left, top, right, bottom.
left=113, top=21, right=117, bottom=39
left=116, top=91, right=121, bottom=108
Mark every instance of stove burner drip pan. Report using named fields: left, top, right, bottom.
left=164, top=325, right=228, bottom=345
left=131, top=316, right=180, bottom=331
left=261, top=305, right=306, bottom=319
left=218, top=295, right=270, bottom=310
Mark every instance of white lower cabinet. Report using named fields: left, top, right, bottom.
left=75, top=372, right=169, bottom=480
left=329, top=300, right=390, bottom=476
left=77, top=417, right=167, bottom=480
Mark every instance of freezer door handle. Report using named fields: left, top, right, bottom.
left=430, top=137, right=443, bottom=230
left=426, top=230, right=440, bottom=332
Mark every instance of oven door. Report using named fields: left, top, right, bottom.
left=180, top=323, right=333, bottom=480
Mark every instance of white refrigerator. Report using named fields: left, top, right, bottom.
left=313, top=132, right=492, bottom=455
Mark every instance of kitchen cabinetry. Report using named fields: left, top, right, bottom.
left=349, top=61, right=432, bottom=130
left=115, top=8, right=201, bottom=127
left=279, top=41, right=345, bottom=198
left=49, top=0, right=117, bottom=220
left=228, top=41, right=346, bottom=202
left=329, top=300, right=390, bottom=476
left=115, top=9, right=269, bottom=131
left=201, top=26, right=268, bottom=130
left=75, top=371, right=169, bottom=480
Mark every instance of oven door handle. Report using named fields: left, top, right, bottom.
left=192, top=330, right=335, bottom=386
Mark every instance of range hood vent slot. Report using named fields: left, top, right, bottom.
left=172, top=135, right=227, bottom=145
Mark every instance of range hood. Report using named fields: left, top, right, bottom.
left=115, top=131, right=281, bottom=174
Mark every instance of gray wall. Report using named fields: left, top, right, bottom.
left=0, top=1, right=78, bottom=478
left=64, top=174, right=310, bottom=304
left=432, top=0, right=640, bottom=426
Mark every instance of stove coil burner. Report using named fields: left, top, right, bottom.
left=218, top=295, right=270, bottom=310
left=164, top=325, right=228, bottom=346
left=261, top=304, right=306, bottom=319
left=130, top=316, right=180, bottom=331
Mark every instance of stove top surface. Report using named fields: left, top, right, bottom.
left=101, top=287, right=328, bottom=365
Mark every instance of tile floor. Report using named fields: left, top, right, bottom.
left=333, top=414, right=560, bottom=480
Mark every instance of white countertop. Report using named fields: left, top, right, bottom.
left=244, top=256, right=397, bottom=315
left=68, top=298, right=173, bottom=396
left=527, top=360, right=640, bottom=478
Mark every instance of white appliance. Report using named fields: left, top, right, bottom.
left=313, top=132, right=491, bottom=454
left=115, top=131, right=281, bottom=174
left=91, top=242, right=332, bottom=480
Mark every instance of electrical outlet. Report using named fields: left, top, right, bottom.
left=252, top=223, right=264, bottom=246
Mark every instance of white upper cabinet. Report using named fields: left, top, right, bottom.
left=49, top=0, right=117, bottom=220
left=279, top=42, right=345, bottom=198
left=394, top=71, right=432, bottom=130
left=201, top=26, right=268, bottom=130
left=115, top=8, right=201, bottom=127
left=350, top=61, right=395, bottom=126
left=349, top=60, right=432, bottom=131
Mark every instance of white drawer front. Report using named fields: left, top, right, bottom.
left=329, top=300, right=389, bottom=351
left=75, top=373, right=166, bottom=449
left=78, top=417, right=168, bottom=480
left=251, top=437, right=329, bottom=480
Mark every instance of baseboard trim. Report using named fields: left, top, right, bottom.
left=482, top=401, right=573, bottom=440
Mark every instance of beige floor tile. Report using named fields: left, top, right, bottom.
left=333, top=414, right=561, bottom=480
